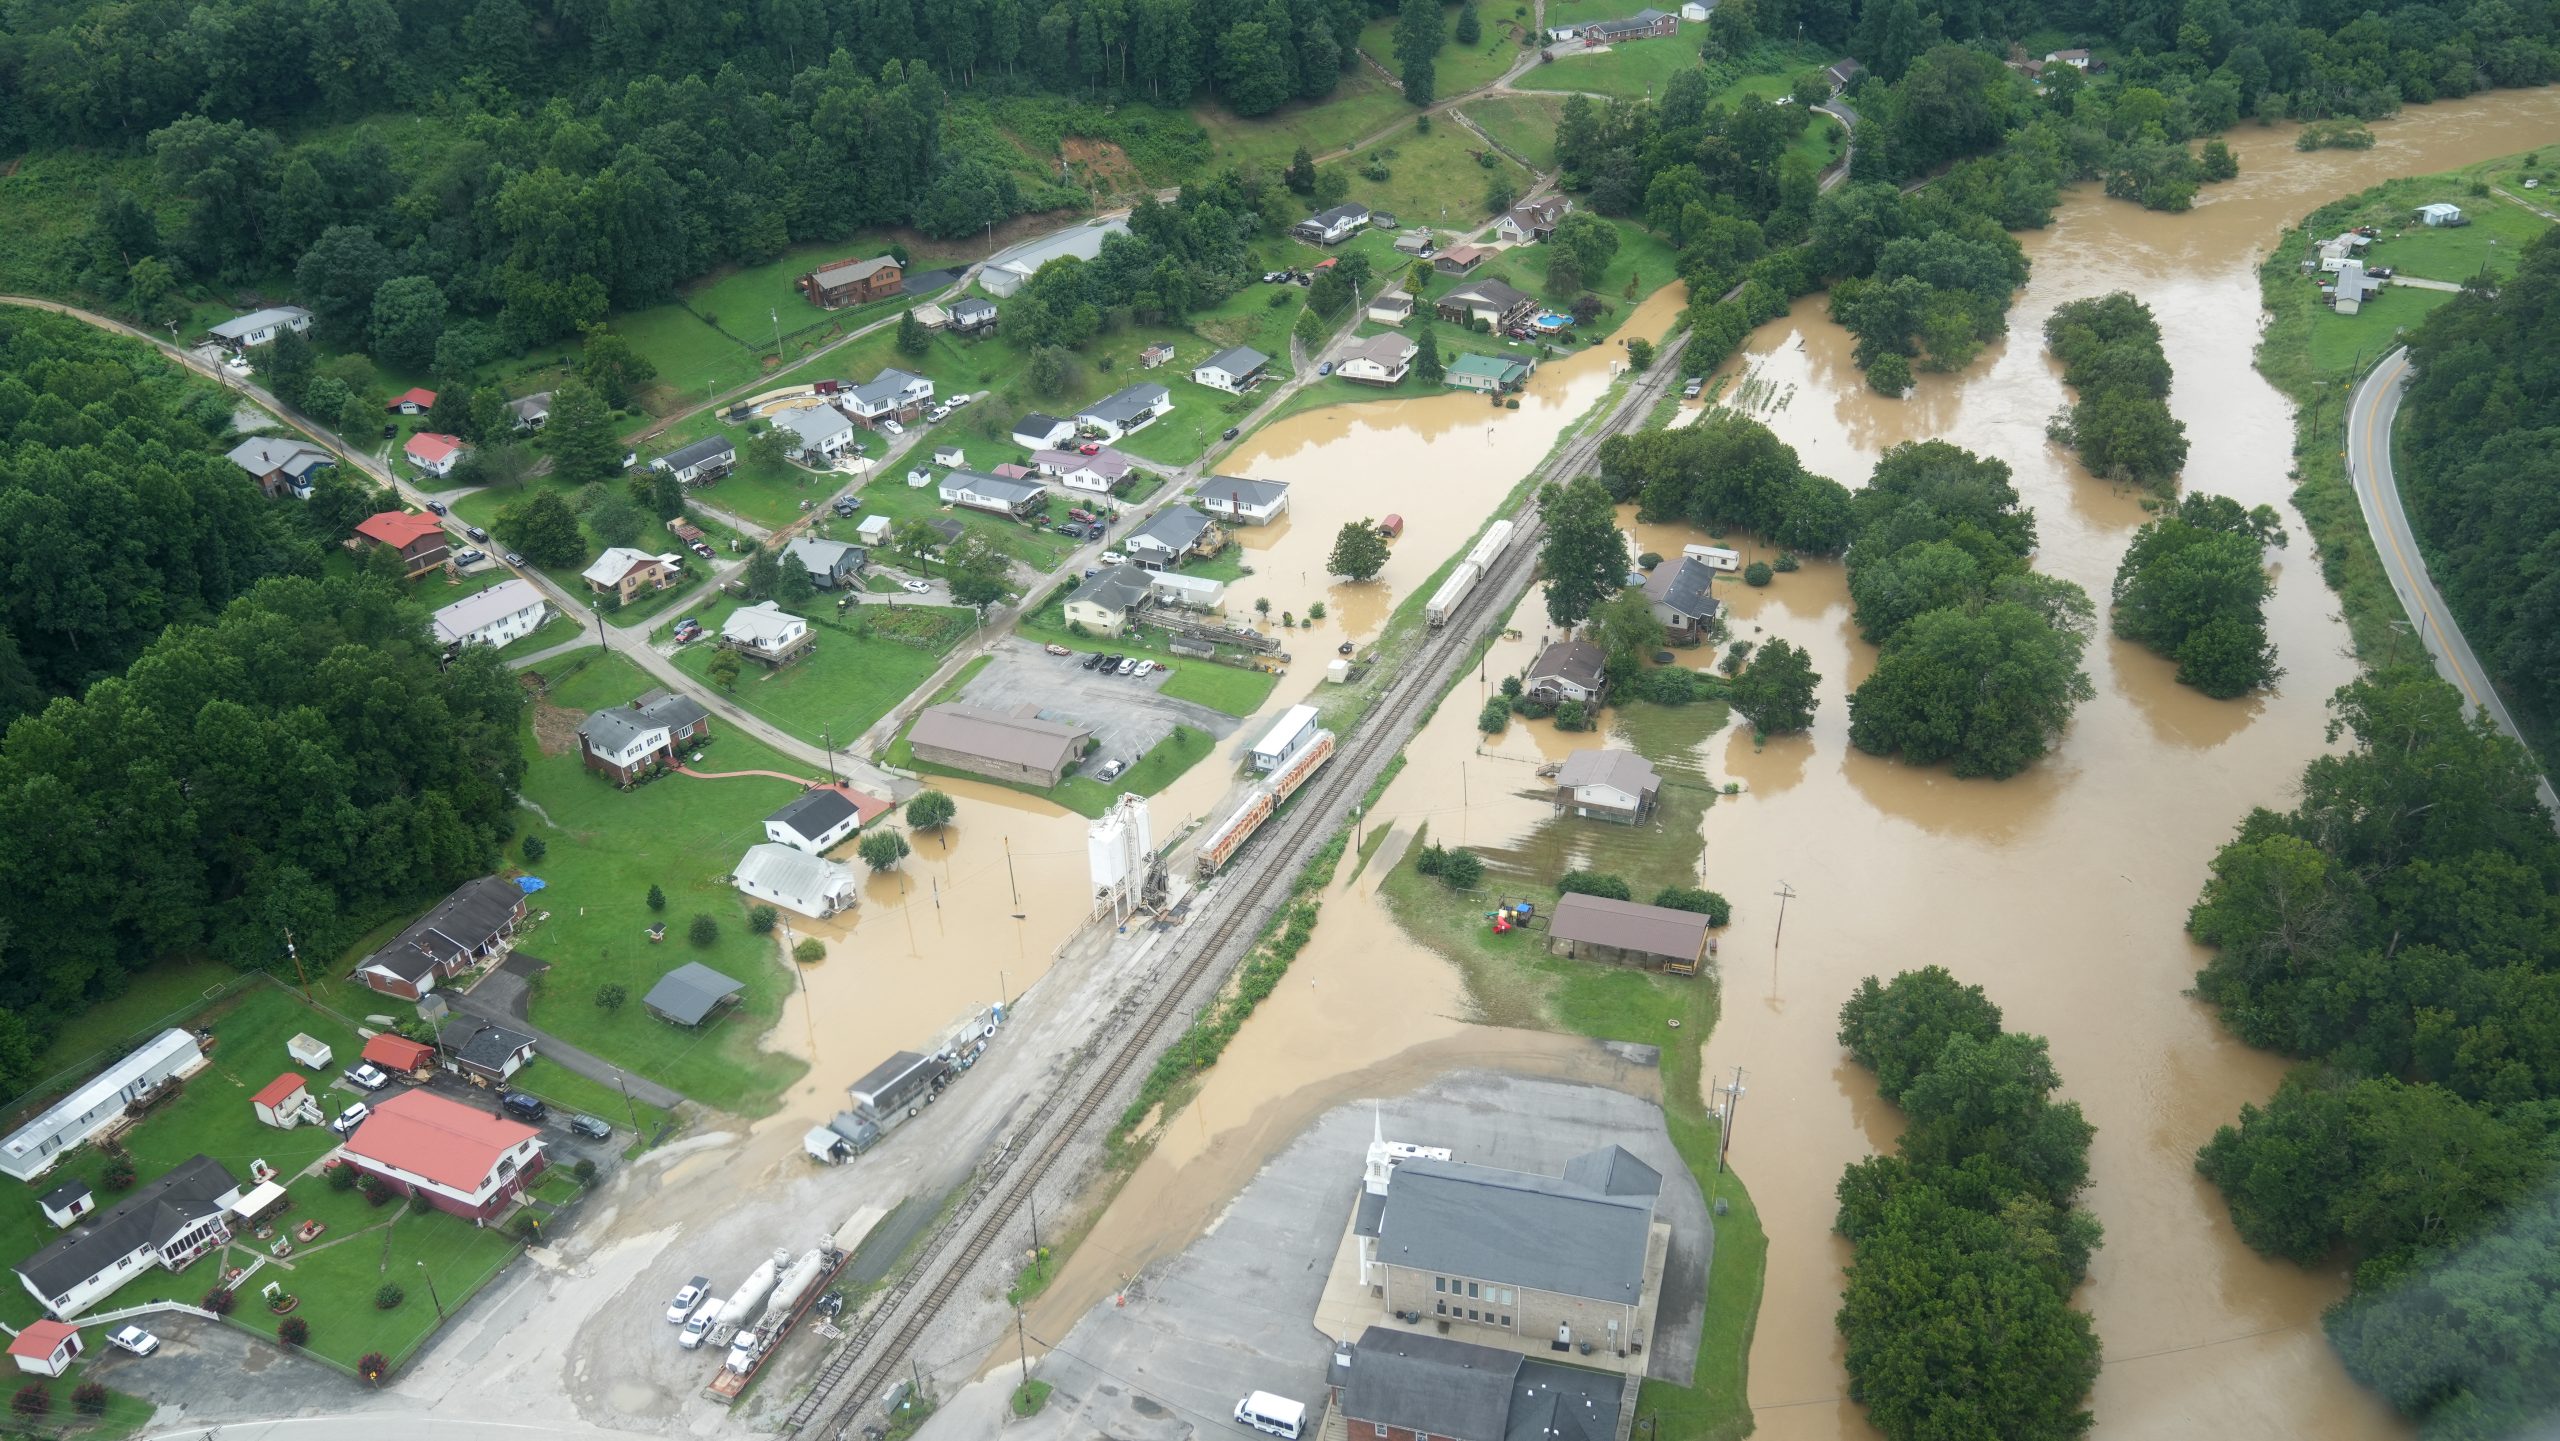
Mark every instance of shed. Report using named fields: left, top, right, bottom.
left=229, top=1179, right=290, bottom=1226
left=8, top=1321, right=80, bottom=1378
left=2417, top=202, right=2464, bottom=226
left=361, top=1034, right=437, bottom=1076
left=286, top=1033, right=333, bottom=1070
left=251, top=1073, right=314, bottom=1130
left=732, top=842, right=858, bottom=918
left=1250, top=704, right=1321, bottom=772
left=645, top=963, right=746, bottom=1027
left=1547, top=893, right=1713, bottom=974
left=36, top=1181, right=91, bottom=1231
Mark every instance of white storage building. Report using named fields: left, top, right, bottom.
left=1249, top=704, right=1321, bottom=773
left=0, top=1030, right=204, bottom=1182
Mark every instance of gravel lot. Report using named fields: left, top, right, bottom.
left=959, top=638, right=1243, bottom=769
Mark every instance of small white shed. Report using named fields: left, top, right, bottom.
left=2417, top=202, right=2464, bottom=226
left=286, top=1033, right=333, bottom=1069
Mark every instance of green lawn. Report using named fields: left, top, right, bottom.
left=850, top=472, right=1083, bottom=573
left=1460, top=94, right=1568, bottom=171
left=667, top=592, right=972, bottom=746
left=1331, top=120, right=1534, bottom=235
left=2285, top=166, right=2550, bottom=377
left=1356, top=8, right=1528, bottom=104
left=1518, top=36, right=1707, bottom=102
left=1193, top=67, right=1414, bottom=174
left=25, top=959, right=238, bottom=1091
left=508, top=654, right=815, bottom=1111
left=236, top=1200, right=522, bottom=1371
left=447, top=483, right=710, bottom=625
left=497, top=611, right=587, bottom=661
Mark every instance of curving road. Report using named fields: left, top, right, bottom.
left=2345, top=346, right=2559, bottom=817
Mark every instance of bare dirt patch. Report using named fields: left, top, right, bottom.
left=1062, top=136, right=1141, bottom=198
left=530, top=694, right=585, bottom=756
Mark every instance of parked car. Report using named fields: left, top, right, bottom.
left=568, top=1113, right=613, bottom=1141
left=679, top=1303, right=723, bottom=1349
left=330, top=1101, right=371, bottom=1135
left=1096, top=758, right=1126, bottom=781
left=1222, top=426, right=1241, bottom=440
left=382, top=424, right=398, bottom=441
left=881, top=419, right=905, bottom=435
left=343, top=1063, right=389, bottom=1091
left=673, top=618, right=703, bottom=642
left=1116, top=656, right=1137, bottom=676
left=1131, top=660, right=1155, bottom=678
left=622, top=451, right=639, bottom=469
left=900, top=579, right=931, bottom=594
left=1068, top=508, right=1095, bottom=522
left=106, top=1326, right=159, bottom=1357
left=1083, top=653, right=1108, bottom=670
left=1318, top=361, right=1334, bottom=376
left=948, top=393, right=974, bottom=409
left=1078, top=441, right=1102, bottom=455
left=464, top=524, right=490, bottom=543
left=1100, top=654, right=1125, bottom=672
left=1100, top=550, right=1127, bottom=566
left=504, top=551, right=525, bottom=567
left=1044, top=644, right=1072, bottom=656
left=453, top=548, right=486, bottom=566
left=667, top=1277, right=711, bottom=1325
left=500, top=1091, right=547, bottom=1121
left=424, top=500, right=448, bottom=515
left=924, top=404, right=950, bottom=422
left=690, top=541, right=717, bottom=559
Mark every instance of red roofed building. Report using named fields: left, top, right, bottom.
left=250, top=1073, right=314, bottom=1129
left=361, top=1034, right=437, bottom=1075
left=387, top=387, right=438, bottom=415
left=9, top=1319, right=80, bottom=1377
left=404, top=431, right=467, bottom=478
left=338, top=1090, right=544, bottom=1224
left=354, top=511, right=451, bottom=578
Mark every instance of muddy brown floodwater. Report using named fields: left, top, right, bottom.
left=1032, top=91, right=2560, bottom=1438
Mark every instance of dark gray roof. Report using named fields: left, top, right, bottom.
left=1561, top=1144, right=1662, bottom=1198
left=1554, top=748, right=1660, bottom=800
left=1014, top=412, right=1070, bottom=441
left=1505, top=1359, right=1624, bottom=1441
left=577, top=691, right=710, bottom=755
left=769, top=787, right=860, bottom=842
left=644, top=962, right=745, bottom=1025
left=1448, top=278, right=1533, bottom=313
left=1341, top=1328, right=1522, bottom=1441
left=450, top=1022, right=535, bottom=1074
left=927, top=517, right=966, bottom=546
left=361, top=876, right=524, bottom=986
left=1528, top=639, right=1607, bottom=690
left=1354, top=1187, right=1388, bottom=1238
left=1069, top=565, right=1154, bottom=613
left=17, top=1155, right=238, bottom=1301
left=1080, top=383, right=1170, bottom=428
left=951, top=297, right=997, bottom=321
left=1129, top=507, right=1212, bottom=553
left=849, top=1050, right=938, bottom=1102
left=1201, top=476, right=1289, bottom=509
left=1375, top=1149, right=1657, bottom=1303
left=1199, top=345, right=1270, bottom=377
left=39, top=1180, right=89, bottom=1211
left=1642, top=556, right=1720, bottom=619
left=661, top=435, right=735, bottom=472
left=1303, top=204, right=1370, bottom=229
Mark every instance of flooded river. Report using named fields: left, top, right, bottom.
left=1032, top=90, right=2560, bottom=1438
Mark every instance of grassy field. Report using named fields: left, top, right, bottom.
left=849, top=471, right=1084, bottom=573
left=498, top=612, right=587, bottom=661
left=509, top=654, right=815, bottom=1111
left=1355, top=8, right=1529, bottom=103
left=1460, top=94, right=1568, bottom=170
left=21, top=960, right=240, bottom=1095
left=1193, top=67, right=1415, bottom=175
left=2254, top=152, right=2555, bottom=673
left=446, top=483, right=709, bottom=625
left=666, top=591, right=972, bottom=746
left=1518, top=36, right=1707, bottom=102
left=1333, top=120, right=1535, bottom=234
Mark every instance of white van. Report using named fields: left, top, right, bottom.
left=1234, top=1391, right=1306, bottom=1438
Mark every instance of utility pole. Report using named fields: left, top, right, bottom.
left=614, top=1072, right=641, bottom=1135
left=1715, top=1066, right=1746, bottom=1175
left=1016, top=1309, right=1032, bottom=1391
left=1005, top=836, right=1020, bottom=907
left=281, top=930, right=313, bottom=1005
left=771, top=307, right=783, bottom=364
left=1771, top=880, right=1796, bottom=949
left=821, top=725, right=837, bottom=782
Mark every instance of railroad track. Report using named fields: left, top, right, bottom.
left=787, top=336, right=1690, bottom=1438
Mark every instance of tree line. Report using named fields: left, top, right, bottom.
left=2110, top=493, right=2286, bottom=697
left=1834, top=966, right=2103, bottom=1441
left=2395, top=227, right=2560, bottom=746
left=2043, top=291, right=2186, bottom=489
left=2186, top=667, right=2560, bottom=1436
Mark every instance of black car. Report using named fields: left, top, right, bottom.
left=567, top=1113, right=612, bottom=1141
left=500, top=1091, right=547, bottom=1121
left=1221, top=426, right=1241, bottom=441
left=382, top=424, right=397, bottom=440
left=464, top=524, right=490, bottom=543
left=1083, top=652, right=1108, bottom=671
left=424, top=500, right=448, bottom=515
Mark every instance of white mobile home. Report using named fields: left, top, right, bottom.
left=0, top=1030, right=205, bottom=1182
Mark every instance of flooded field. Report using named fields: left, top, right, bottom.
left=1028, top=89, right=2560, bottom=1440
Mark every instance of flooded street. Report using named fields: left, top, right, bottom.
left=1029, top=90, right=2560, bottom=1440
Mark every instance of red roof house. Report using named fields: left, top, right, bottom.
left=387, top=387, right=438, bottom=414
left=353, top=511, right=451, bottom=578
left=9, top=1320, right=80, bottom=1377
left=404, top=432, right=467, bottom=477
left=361, top=1035, right=437, bottom=1073
left=338, top=1090, right=544, bottom=1223
left=250, top=1073, right=312, bottom=1130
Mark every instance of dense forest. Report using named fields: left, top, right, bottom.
left=2396, top=227, right=2560, bottom=750
left=2188, top=668, right=2560, bottom=1436
left=1834, top=967, right=2103, bottom=1440
left=2044, top=291, right=2187, bottom=488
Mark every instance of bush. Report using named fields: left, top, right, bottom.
left=278, top=1317, right=310, bottom=1348
left=358, top=1352, right=390, bottom=1386
left=1440, top=848, right=1485, bottom=889
left=1632, top=667, right=1699, bottom=706
left=73, top=1381, right=107, bottom=1416
left=13, top=1383, right=48, bottom=1417
left=595, top=982, right=627, bottom=1012
left=1744, top=561, right=1773, bottom=587
left=794, top=937, right=826, bottom=964
left=574, top=1158, right=599, bottom=1184
left=1512, top=696, right=1556, bottom=719
left=374, top=1283, right=406, bottom=1310
left=1558, top=871, right=1632, bottom=901
left=1774, top=552, right=1800, bottom=572
left=101, top=1158, right=136, bottom=1191
left=1499, top=674, right=1522, bottom=698
left=1652, top=886, right=1733, bottom=925
left=747, top=904, right=780, bottom=935
left=1554, top=699, right=1592, bottom=730
left=1638, top=551, right=1662, bottom=569
left=1415, top=842, right=1446, bottom=877
left=689, top=913, right=719, bottom=946
left=521, top=834, right=546, bottom=862
left=646, top=884, right=666, bottom=911
left=1478, top=697, right=1511, bottom=733
left=359, top=1173, right=395, bottom=1207
left=203, top=1286, right=236, bottom=1314
left=329, top=1163, right=358, bottom=1192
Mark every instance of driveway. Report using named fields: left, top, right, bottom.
left=955, top=638, right=1245, bottom=770
left=448, top=958, right=687, bottom=1110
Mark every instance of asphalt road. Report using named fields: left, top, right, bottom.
left=2346, top=347, right=2559, bottom=817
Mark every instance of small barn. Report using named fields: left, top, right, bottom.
left=361, top=1034, right=438, bottom=1079
left=251, top=1073, right=315, bottom=1130
left=8, top=1321, right=80, bottom=1378
left=36, top=1182, right=91, bottom=1231
left=645, top=963, right=746, bottom=1028
left=1547, top=892, right=1714, bottom=975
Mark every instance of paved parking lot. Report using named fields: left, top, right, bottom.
left=973, top=1070, right=1710, bottom=1441
left=957, top=638, right=1243, bottom=769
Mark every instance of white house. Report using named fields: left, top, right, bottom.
left=732, top=842, right=858, bottom=918
left=1679, top=1, right=1710, bottom=20
left=1065, top=565, right=1153, bottom=635
left=1336, top=333, right=1417, bottom=386
left=404, top=432, right=467, bottom=478
left=430, top=578, right=551, bottom=649
left=1036, top=447, right=1138, bottom=494
left=15, top=1155, right=239, bottom=1319
left=1150, top=571, right=1227, bottom=610
left=844, top=368, right=934, bottom=424
left=1553, top=748, right=1662, bottom=824
left=1013, top=413, right=1076, bottom=450
left=654, top=436, right=736, bottom=485
left=506, top=392, right=553, bottom=431
left=208, top=305, right=313, bottom=349
left=1076, top=383, right=1173, bottom=442
left=940, top=470, right=1048, bottom=517
left=1292, top=204, right=1371, bottom=246
left=1194, top=476, right=1291, bottom=525
left=337, top=1090, right=545, bottom=1223
left=1366, top=290, right=1416, bottom=326
left=1124, top=507, right=1216, bottom=571
left=0, top=1030, right=205, bottom=1182
left=772, top=402, right=858, bottom=461
left=721, top=600, right=812, bottom=665
left=1193, top=345, right=1271, bottom=393
left=2044, top=47, right=2093, bottom=68
left=932, top=444, right=966, bottom=468
left=1494, top=196, right=1572, bottom=245
left=764, top=787, right=882, bottom=854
